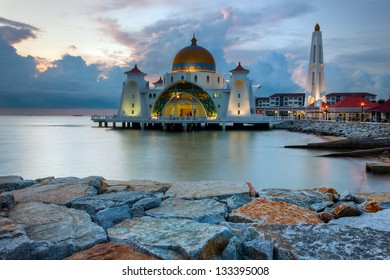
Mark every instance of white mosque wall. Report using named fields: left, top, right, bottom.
left=227, top=79, right=251, bottom=116
left=118, top=80, right=143, bottom=117
left=164, top=72, right=225, bottom=90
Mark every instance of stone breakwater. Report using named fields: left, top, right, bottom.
left=274, top=120, right=390, bottom=138
left=1, top=176, right=389, bottom=260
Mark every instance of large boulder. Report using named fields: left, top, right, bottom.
left=329, top=209, right=390, bottom=232
left=107, top=216, right=233, bottom=260
left=146, top=198, right=228, bottom=224
left=10, top=177, right=98, bottom=205
left=257, top=188, right=335, bottom=209
left=0, top=176, right=36, bottom=193
left=66, top=191, right=156, bottom=215
left=65, top=242, right=157, bottom=260
left=254, top=223, right=390, bottom=260
left=2, top=202, right=107, bottom=259
left=229, top=198, right=322, bottom=224
left=102, top=180, right=171, bottom=193
left=164, top=181, right=251, bottom=200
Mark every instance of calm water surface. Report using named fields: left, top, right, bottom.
left=0, top=116, right=388, bottom=193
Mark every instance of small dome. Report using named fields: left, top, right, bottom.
left=172, top=35, right=216, bottom=73
left=315, top=23, right=320, bottom=31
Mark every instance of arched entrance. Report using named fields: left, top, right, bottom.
left=163, top=93, right=207, bottom=117
left=152, top=81, right=217, bottom=118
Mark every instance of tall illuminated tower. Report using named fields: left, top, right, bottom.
left=305, top=23, right=326, bottom=106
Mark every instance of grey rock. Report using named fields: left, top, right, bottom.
left=146, top=198, right=228, bottom=224
left=257, top=188, right=334, bottom=209
left=0, top=176, right=36, bottom=193
left=10, top=176, right=97, bottom=205
left=3, top=202, right=107, bottom=259
left=83, top=176, right=106, bottom=194
left=243, top=239, right=273, bottom=260
left=130, top=205, right=145, bottom=217
left=329, top=209, right=390, bottom=232
left=339, top=191, right=365, bottom=203
left=310, top=201, right=334, bottom=212
left=254, top=223, right=390, bottom=260
left=327, top=201, right=363, bottom=219
left=222, top=236, right=243, bottom=260
left=0, top=192, right=15, bottom=209
left=132, top=196, right=161, bottom=210
left=92, top=205, right=131, bottom=229
left=164, top=181, right=250, bottom=200
left=67, top=191, right=154, bottom=215
left=226, top=195, right=253, bottom=212
left=219, top=222, right=259, bottom=242
left=107, top=216, right=233, bottom=260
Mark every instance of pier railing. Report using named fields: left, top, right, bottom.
left=91, top=114, right=293, bottom=123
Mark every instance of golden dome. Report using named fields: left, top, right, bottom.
left=172, top=35, right=216, bottom=73
left=315, top=23, right=320, bottom=31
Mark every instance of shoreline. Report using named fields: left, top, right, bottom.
left=1, top=176, right=389, bottom=260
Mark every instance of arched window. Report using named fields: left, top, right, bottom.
left=238, top=93, right=241, bottom=98
left=170, top=76, right=173, bottom=83
left=181, top=75, right=184, bottom=80
left=153, top=93, right=156, bottom=98
left=207, top=76, right=210, bottom=83
left=238, top=103, right=241, bottom=108
left=217, top=104, right=221, bottom=108
left=194, top=75, right=198, bottom=83
left=149, top=104, right=152, bottom=108
left=218, top=77, right=220, bottom=84
left=149, top=93, right=152, bottom=99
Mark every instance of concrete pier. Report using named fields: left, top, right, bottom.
left=366, top=162, right=390, bottom=174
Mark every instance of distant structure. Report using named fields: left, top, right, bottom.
left=117, top=35, right=255, bottom=120
left=305, top=23, right=326, bottom=106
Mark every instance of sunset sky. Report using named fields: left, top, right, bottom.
left=1, top=0, right=390, bottom=112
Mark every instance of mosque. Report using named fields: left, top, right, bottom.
left=116, top=35, right=256, bottom=122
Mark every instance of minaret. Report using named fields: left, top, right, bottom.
left=305, top=23, right=326, bottom=106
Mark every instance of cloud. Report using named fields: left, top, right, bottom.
left=0, top=17, right=41, bottom=44
left=0, top=38, right=124, bottom=109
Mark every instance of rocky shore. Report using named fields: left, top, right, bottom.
left=274, top=120, right=390, bottom=138
left=1, top=176, right=389, bottom=260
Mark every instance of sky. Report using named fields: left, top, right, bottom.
left=1, top=0, right=390, bottom=112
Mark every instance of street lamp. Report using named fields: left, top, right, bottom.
left=360, top=102, right=365, bottom=121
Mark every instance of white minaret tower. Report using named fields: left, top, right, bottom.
left=305, top=23, right=326, bottom=107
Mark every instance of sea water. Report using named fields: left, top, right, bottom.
left=0, top=116, right=388, bottom=193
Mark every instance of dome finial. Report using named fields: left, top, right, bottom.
left=191, top=34, right=197, bottom=45
left=315, top=23, right=320, bottom=31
